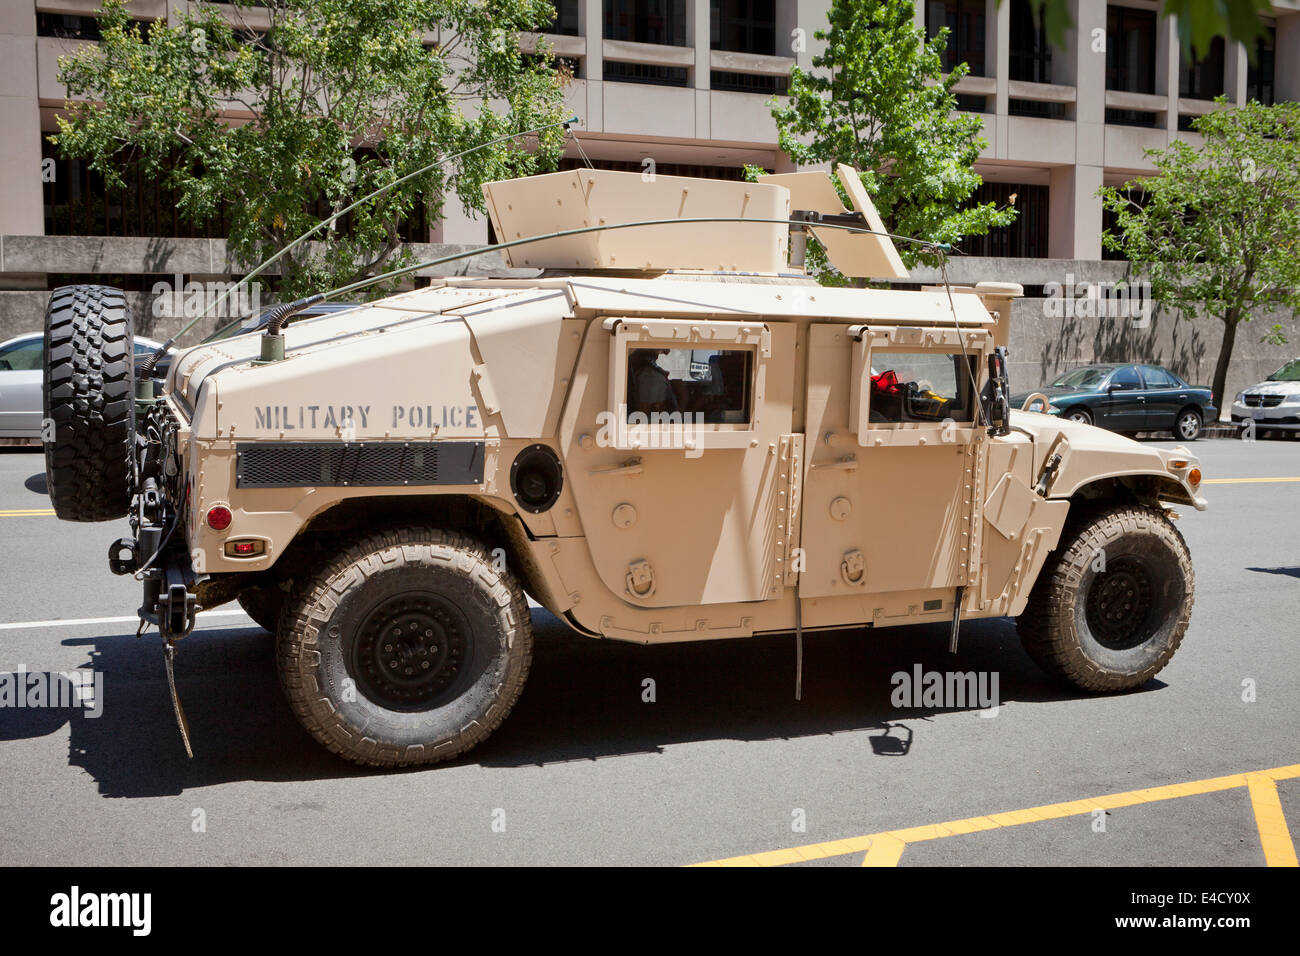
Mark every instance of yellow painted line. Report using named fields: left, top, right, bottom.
left=1246, top=773, right=1299, bottom=867
left=860, top=834, right=907, bottom=867
left=1202, top=476, right=1300, bottom=484
left=0, top=508, right=55, bottom=517
left=692, top=763, right=1300, bottom=867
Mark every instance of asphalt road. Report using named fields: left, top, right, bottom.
left=0, top=437, right=1296, bottom=866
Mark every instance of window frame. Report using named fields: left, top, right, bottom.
left=605, top=317, right=769, bottom=452
left=848, top=325, right=990, bottom=446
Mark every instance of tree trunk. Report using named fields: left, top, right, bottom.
left=1210, top=310, right=1239, bottom=414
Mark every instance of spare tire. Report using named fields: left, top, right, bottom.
left=43, top=285, right=136, bottom=522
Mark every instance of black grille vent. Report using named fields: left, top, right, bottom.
left=236, top=441, right=484, bottom=488
left=1244, top=394, right=1283, bottom=408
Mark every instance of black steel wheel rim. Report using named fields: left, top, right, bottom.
left=1085, top=556, right=1155, bottom=650
left=349, top=592, right=473, bottom=711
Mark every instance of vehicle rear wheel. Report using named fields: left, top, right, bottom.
left=1017, top=505, right=1193, bottom=693
left=42, top=285, right=136, bottom=521
left=1173, top=408, right=1202, bottom=441
left=1065, top=407, right=1092, bottom=426
left=277, top=527, right=532, bottom=768
left=238, top=584, right=287, bottom=633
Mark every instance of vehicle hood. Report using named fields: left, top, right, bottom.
left=1240, top=380, right=1300, bottom=396
left=1007, top=409, right=1207, bottom=510
left=1009, top=385, right=1096, bottom=407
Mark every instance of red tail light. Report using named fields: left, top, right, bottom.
left=206, top=506, right=232, bottom=531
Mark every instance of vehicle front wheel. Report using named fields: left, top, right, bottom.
left=277, top=527, right=532, bottom=768
left=1016, top=505, right=1194, bottom=693
left=1065, top=407, right=1092, bottom=426
left=1174, top=408, right=1202, bottom=441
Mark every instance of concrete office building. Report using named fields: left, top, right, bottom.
left=1, top=1, right=1297, bottom=400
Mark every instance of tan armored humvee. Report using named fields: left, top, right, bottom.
left=42, top=165, right=1204, bottom=766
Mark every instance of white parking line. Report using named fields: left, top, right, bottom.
left=0, top=601, right=542, bottom=631
left=0, top=609, right=248, bottom=632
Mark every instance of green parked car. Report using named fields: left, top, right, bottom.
left=1011, top=363, right=1217, bottom=440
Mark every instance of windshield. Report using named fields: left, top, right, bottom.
left=1267, top=359, right=1300, bottom=382
left=1049, top=367, right=1109, bottom=389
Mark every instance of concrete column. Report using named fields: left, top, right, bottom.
left=794, top=0, right=830, bottom=70
left=1156, top=14, right=1179, bottom=133
left=0, top=3, right=44, bottom=238
left=1276, top=12, right=1300, bottom=103
left=1071, top=0, right=1105, bottom=127
left=1224, top=40, right=1248, bottom=105
left=434, top=201, right=487, bottom=245
left=583, top=0, right=603, bottom=131
left=991, top=0, right=1009, bottom=113
left=689, top=0, right=710, bottom=139
left=1048, top=163, right=1103, bottom=260
left=689, top=0, right=710, bottom=88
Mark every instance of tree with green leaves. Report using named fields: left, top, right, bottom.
left=768, top=0, right=1015, bottom=280
left=1100, top=100, right=1300, bottom=411
left=53, top=0, right=570, bottom=304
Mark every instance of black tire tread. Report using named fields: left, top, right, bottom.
left=276, top=526, right=532, bottom=768
left=42, top=284, right=135, bottom=522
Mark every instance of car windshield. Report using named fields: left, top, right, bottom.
left=1049, top=367, right=1109, bottom=389
left=1267, top=359, right=1300, bottom=382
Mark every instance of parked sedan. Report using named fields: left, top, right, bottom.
left=1011, top=363, right=1217, bottom=440
left=1230, top=357, right=1300, bottom=437
left=0, top=331, right=166, bottom=439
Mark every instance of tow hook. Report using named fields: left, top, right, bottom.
left=109, top=538, right=140, bottom=575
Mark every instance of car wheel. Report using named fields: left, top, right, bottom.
left=277, top=527, right=532, bottom=768
left=42, top=285, right=136, bottom=521
left=1017, top=505, right=1193, bottom=693
left=1174, top=409, right=1202, bottom=441
left=1065, top=407, right=1092, bottom=426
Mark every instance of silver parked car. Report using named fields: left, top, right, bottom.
left=0, top=331, right=165, bottom=439
left=1230, top=358, right=1300, bottom=438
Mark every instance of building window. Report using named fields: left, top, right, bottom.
left=1101, top=186, right=1146, bottom=261
left=1179, top=36, right=1224, bottom=100
left=603, top=0, right=688, bottom=46
left=1008, top=0, right=1052, bottom=84
left=1009, top=99, right=1068, bottom=119
left=36, top=13, right=104, bottom=40
left=926, top=0, right=986, bottom=77
left=1105, top=5, right=1157, bottom=94
left=36, top=12, right=154, bottom=41
left=711, top=0, right=776, bottom=55
left=548, top=0, right=581, bottom=36
left=1247, top=25, right=1275, bottom=105
left=711, top=71, right=789, bottom=94
left=960, top=182, right=1049, bottom=258
left=954, top=93, right=988, bottom=113
left=603, top=61, right=688, bottom=85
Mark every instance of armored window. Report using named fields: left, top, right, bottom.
left=866, top=351, right=975, bottom=424
left=625, top=348, right=753, bottom=424
left=605, top=317, right=769, bottom=451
